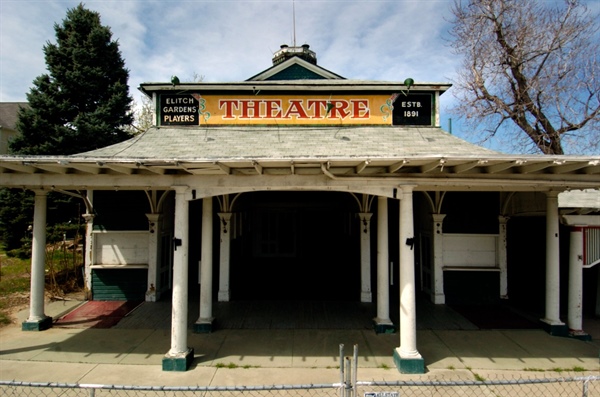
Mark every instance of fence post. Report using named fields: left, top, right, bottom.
left=583, top=378, right=589, bottom=397
left=345, top=356, right=352, bottom=397
left=352, top=345, right=358, bottom=397
left=340, top=344, right=345, bottom=397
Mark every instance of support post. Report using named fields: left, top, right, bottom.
left=217, top=212, right=232, bottom=302
left=374, top=196, right=394, bottom=333
left=541, top=191, right=567, bottom=336
left=195, top=196, right=214, bottom=332
left=146, top=213, right=161, bottom=302
left=162, top=186, right=194, bottom=371
left=498, top=216, right=509, bottom=299
left=431, top=214, right=446, bottom=304
left=82, top=211, right=95, bottom=300
left=22, top=190, right=52, bottom=331
left=358, top=212, right=373, bottom=302
left=567, top=226, right=590, bottom=340
left=393, top=186, right=424, bottom=374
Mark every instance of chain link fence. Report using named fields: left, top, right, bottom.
left=1, top=345, right=598, bottom=397
left=1, top=376, right=599, bottom=397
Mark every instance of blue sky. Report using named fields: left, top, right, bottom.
left=1, top=0, right=598, bottom=154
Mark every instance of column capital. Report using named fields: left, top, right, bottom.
left=146, top=213, right=162, bottom=222
left=358, top=212, right=373, bottom=221
left=217, top=212, right=233, bottom=220
left=398, top=185, right=416, bottom=195
left=432, top=213, right=446, bottom=222
left=172, top=185, right=189, bottom=194
left=32, top=189, right=48, bottom=196
left=498, top=215, right=510, bottom=224
left=82, top=213, right=95, bottom=223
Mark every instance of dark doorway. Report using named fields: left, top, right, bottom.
left=230, top=192, right=360, bottom=301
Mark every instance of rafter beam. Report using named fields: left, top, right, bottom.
left=68, top=164, right=102, bottom=174
left=355, top=160, right=370, bottom=174
left=105, top=164, right=134, bottom=174
left=453, top=160, right=488, bottom=174
left=215, top=162, right=231, bottom=175
left=387, top=160, right=408, bottom=173
left=252, top=161, right=263, bottom=175
left=518, top=162, right=552, bottom=173
left=420, top=159, right=446, bottom=173
left=0, top=163, right=37, bottom=173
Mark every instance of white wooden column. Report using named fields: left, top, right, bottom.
left=146, top=213, right=161, bottom=302
left=163, top=186, right=193, bottom=371
left=393, top=186, right=424, bottom=374
left=218, top=212, right=232, bottom=302
left=541, top=191, right=566, bottom=334
left=358, top=212, right=373, bottom=302
left=432, top=214, right=446, bottom=304
left=567, top=226, right=584, bottom=334
left=82, top=212, right=95, bottom=298
left=196, top=196, right=214, bottom=332
left=374, top=196, right=393, bottom=333
left=498, top=216, right=509, bottom=299
left=22, top=190, right=52, bottom=331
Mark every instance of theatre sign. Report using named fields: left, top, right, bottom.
left=159, top=93, right=434, bottom=127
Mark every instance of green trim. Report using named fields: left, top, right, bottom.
left=568, top=332, right=592, bottom=342
left=373, top=321, right=396, bottom=334
left=541, top=322, right=569, bottom=337
left=162, top=348, right=195, bottom=371
left=393, top=349, right=425, bottom=374
left=22, top=316, right=53, bottom=331
left=194, top=320, right=214, bottom=334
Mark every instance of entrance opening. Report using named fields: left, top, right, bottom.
left=230, top=191, right=360, bottom=301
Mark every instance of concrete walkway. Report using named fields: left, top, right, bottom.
left=0, top=298, right=598, bottom=387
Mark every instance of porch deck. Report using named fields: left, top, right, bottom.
left=112, top=298, right=483, bottom=331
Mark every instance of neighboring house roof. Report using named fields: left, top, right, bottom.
left=0, top=102, right=27, bottom=155
left=0, top=102, right=27, bottom=131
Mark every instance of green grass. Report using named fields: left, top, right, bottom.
left=215, top=362, right=260, bottom=369
left=0, top=252, right=31, bottom=325
left=0, top=243, right=82, bottom=326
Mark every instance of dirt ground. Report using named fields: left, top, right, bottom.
left=0, top=290, right=85, bottom=328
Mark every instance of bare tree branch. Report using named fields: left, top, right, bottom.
left=449, top=0, right=600, bottom=155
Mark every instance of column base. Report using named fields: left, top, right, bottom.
left=393, top=348, right=425, bottom=374
left=432, top=293, right=445, bottom=305
left=22, top=316, right=52, bottom=331
left=194, top=318, right=215, bottom=333
left=540, top=319, right=569, bottom=337
left=218, top=291, right=230, bottom=302
left=568, top=329, right=592, bottom=342
left=162, top=348, right=194, bottom=371
left=373, top=318, right=395, bottom=334
left=360, top=291, right=372, bottom=303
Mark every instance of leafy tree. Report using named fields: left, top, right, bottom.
left=1, top=4, right=133, bottom=252
left=10, top=3, right=133, bottom=155
left=448, top=0, right=600, bottom=155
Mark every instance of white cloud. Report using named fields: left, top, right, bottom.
left=1, top=0, right=458, bottom=103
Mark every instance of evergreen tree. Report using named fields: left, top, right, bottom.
left=1, top=4, right=133, bottom=252
left=10, top=3, right=133, bottom=155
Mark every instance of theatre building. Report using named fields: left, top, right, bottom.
left=1, top=44, right=599, bottom=373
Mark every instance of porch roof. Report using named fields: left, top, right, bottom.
left=0, top=125, right=598, bottom=191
